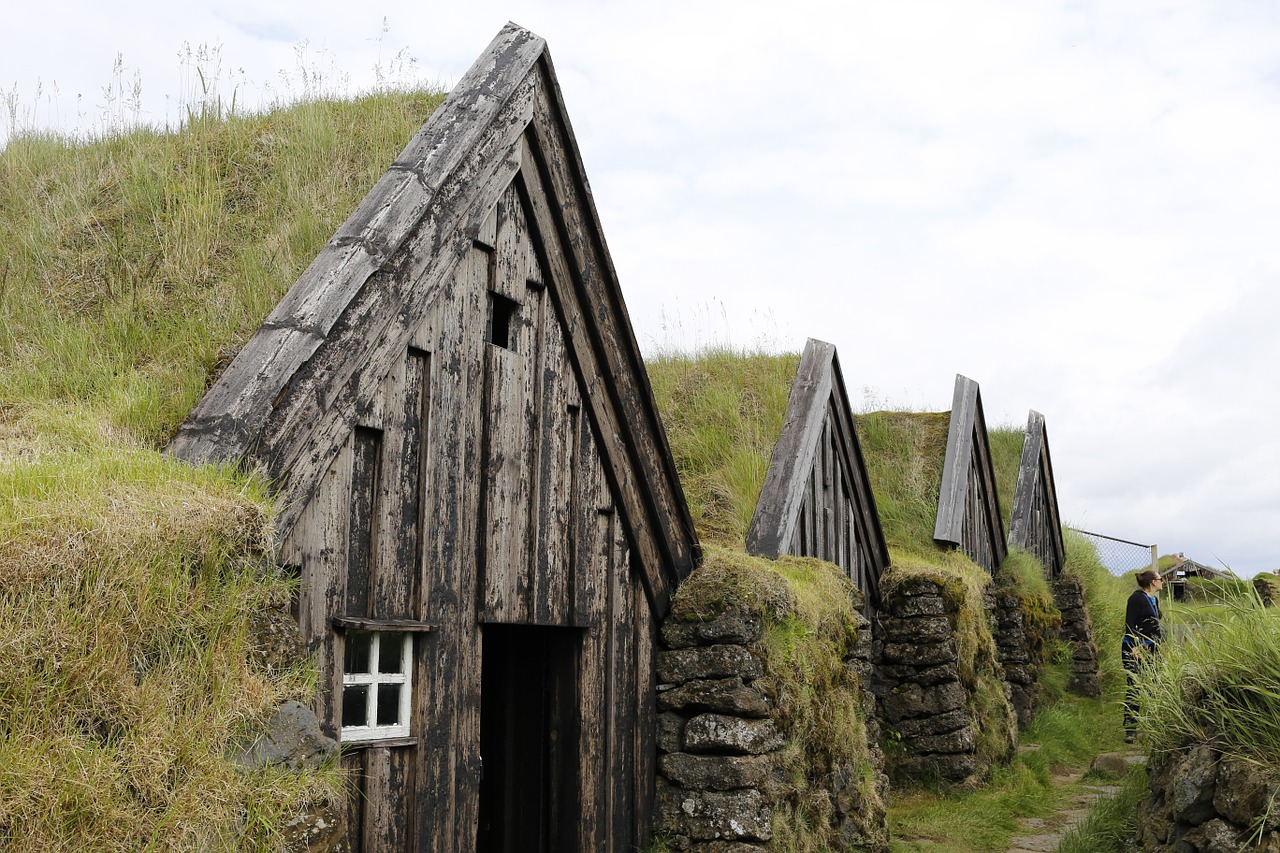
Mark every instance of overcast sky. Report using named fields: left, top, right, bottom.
left=5, top=1, right=1278, bottom=576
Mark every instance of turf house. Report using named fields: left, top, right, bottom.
left=170, top=24, right=699, bottom=852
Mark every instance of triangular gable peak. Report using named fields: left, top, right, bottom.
left=934, top=374, right=1007, bottom=572
left=746, top=339, right=889, bottom=607
left=1008, top=410, right=1065, bottom=577
left=169, top=23, right=697, bottom=612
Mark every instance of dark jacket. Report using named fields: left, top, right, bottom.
left=1124, top=587, right=1162, bottom=648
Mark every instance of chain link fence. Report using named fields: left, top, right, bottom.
left=1066, top=527, right=1158, bottom=578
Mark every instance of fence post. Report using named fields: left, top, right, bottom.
left=1151, top=545, right=1158, bottom=574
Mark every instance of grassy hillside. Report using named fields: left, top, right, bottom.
left=1, top=90, right=445, bottom=448
left=0, top=91, right=444, bottom=849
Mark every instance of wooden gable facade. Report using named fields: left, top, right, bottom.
left=169, top=24, right=698, bottom=853
left=934, top=374, right=1007, bottom=572
left=1008, top=410, right=1065, bottom=577
left=745, top=339, right=889, bottom=607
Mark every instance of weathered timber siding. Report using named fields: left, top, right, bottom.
left=279, top=178, right=657, bottom=851
left=175, top=24, right=698, bottom=851
left=934, top=374, right=1007, bottom=572
left=1008, top=410, right=1065, bottom=577
left=746, top=339, right=888, bottom=607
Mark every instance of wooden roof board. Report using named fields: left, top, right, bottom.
left=933, top=374, right=1008, bottom=571
left=168, top=23, right=699, bottom=611
left=745, top=338, right=889, bottom=605
left=1008, top=410, right=1065, bottom=577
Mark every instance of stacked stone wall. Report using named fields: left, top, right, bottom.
left=654, top=606, right=887, bottom=851
left=655, top=610, right=780, bottom=850
left=1052, top=575, right=1101, bottom=696
left=987, top=588, right=1039, bottom=729
left=872, top=578, right=984, bottom=783
left=1137, top=744, right=1280, bottom=852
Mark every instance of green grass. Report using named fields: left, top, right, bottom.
left=1057, top=767, right=1147, bottom=853
left=0, top=446, right=340, bottom=850
left=889, top=689, right=1129, bottom=852
left=1140, top=588, right=1280, bottom=770
left=855, top=411, right=949, bottom=555
left=1, top=89, right=446, bottom=448
left=1, top=85, right=446, bottom=849
left=646, top=348, right=798, bottom=545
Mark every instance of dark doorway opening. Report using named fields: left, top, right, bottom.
left=477, top=625, right=580, bottom=853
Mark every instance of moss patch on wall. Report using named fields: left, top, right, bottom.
left=879, top=553, right=1018, bottom=778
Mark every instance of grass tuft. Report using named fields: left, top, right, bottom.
left=0, top=445, right=339, bottom=850
left=1140, top=589, right=1280, bottom=770
left=647, top=347, right=798, bottom=545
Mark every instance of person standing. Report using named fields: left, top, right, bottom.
left=1122, top=569, right=1164, bottom=743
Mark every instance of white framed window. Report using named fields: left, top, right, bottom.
left=341, top=631, right=413, bottom=742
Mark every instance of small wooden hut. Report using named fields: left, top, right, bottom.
left=745, top=338, right=888, bottom=607
left=934, top=374, right=1006, bottom=572
left=170, top=24, right=698, bottom=853
left=1008, top=410, right=1065, bottom=577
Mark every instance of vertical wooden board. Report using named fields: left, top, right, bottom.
left=530, top=269, right=576, bottom=625
left=414, top=247, right=482, bottom=618
left=414, top=242, right=488, bottom=853
left=286, top=441, right=352, bottom=736
left=831, top=425, right=847, bottom=573
left=806, top=465, right=819, bottom=556
left=633, top=584, right=657, bottom=846
left=516, top=279, right=549, bottom=622
left=491, top=183, right=527, bottom=302
left=370, top=350, right=430, bottom=621
left=361, top=746, right=414, bottom=853
left=607, top=529, right=637, bottom=850
left=480, top=345, right=533, bottom=622
left=822, top=419, right=835, bottom=562
left=445, top=237, right=488, bottom=853
left=348, top=427, right=383, bottom=617
left=574, top=432, right=611, bottom=851
left=342, top=750, right=367, bottom=853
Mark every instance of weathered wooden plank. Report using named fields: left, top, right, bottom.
left=347, top=427, right=382, bottom=617
left=342, top=750, right=366, bottom=853
left=530, top=280, right=575, bottom=625
left=608, top=528, right=637, bottom=850
left=935, top=374, right=977, bottom=546
left=1009, top=410, right=1064, bottom=576
left=413, top=238, right=488, bottom=853
left=574, top=431, right=612, bottom=850
left=285, top=440, right=353, bottom=736
left=368, top=354, right=423, bottom=621
left=746, top=340, right=835, bottom=557
left=330, top=616, right=437, bottom=633
left=479, top=343, right=534, bottom=623
left=633, top=591, right=656, bottom=846
left=970, top=391, right=1007, bottom=570
left=361, top=746, right=413, bottom=853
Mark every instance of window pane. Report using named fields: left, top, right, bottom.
left=378, top=635, right=404, bottom=674
left=343, top=685, right=369, bottom=727
left=377, top=684, right=401, bottom=726
left=344, top=632, right=372, bottom=674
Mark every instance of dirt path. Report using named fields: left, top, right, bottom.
left=1004, top=752, right=1143, bottom=853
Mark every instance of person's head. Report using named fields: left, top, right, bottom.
left=1136, top=569, right=1162, bottom=591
